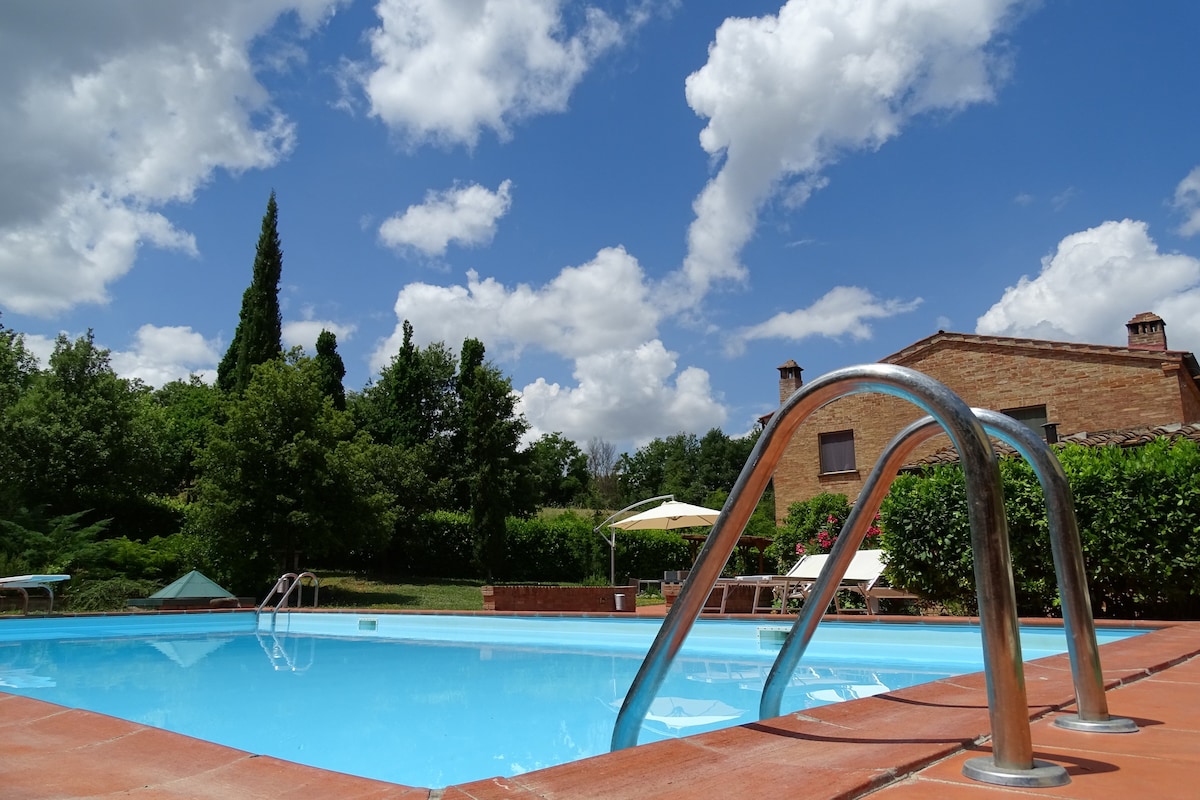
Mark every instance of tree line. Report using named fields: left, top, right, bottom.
left=0, top=192, right=768, bottom=599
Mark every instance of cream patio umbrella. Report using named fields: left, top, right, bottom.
left=608, top=500, right=722, bottom=531
left=599, top=499, right=723, bottom=587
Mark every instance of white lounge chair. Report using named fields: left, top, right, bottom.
left=0, top=574, right=71, bottom=614
left=823, top=550, right=920, bottom=614
left=723, top=550, right=918, bottom=615
left=713, top=557, right=830, bottom=614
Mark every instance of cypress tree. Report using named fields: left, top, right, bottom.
left=217, top=191, right=284, bottom=394
left=314, top=329, right=347, bottom=411
left=455, top=337, right=530, bottom=579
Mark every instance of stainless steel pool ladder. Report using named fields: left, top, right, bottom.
left=612, top=364, right=1135, bottom=789
left=256, top=571, right=319, bottom=628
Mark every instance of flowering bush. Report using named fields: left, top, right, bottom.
left=765, top=493, right=850, bottom=572
left=795, top=511, right=882, bottom=557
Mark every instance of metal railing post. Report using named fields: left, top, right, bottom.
left=594, top=495, right=674, bottom=586
left=969, top=410, right=1135, bottom=735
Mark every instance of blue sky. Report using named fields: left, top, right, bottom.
left=2, top=0, right=1199, bottom=453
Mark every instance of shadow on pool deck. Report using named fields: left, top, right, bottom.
left=1, top=611, right=1197, bottom=800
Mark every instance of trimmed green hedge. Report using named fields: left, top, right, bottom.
left=880, top=438, right=1200, bottom=619
left=388, top=510, right=694, bottom=583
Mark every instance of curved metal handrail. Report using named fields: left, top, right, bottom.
left=256, top=571, right=320, bottom=629
left=611, top=364, right=1059, bottom=785
left=760, top=409, right=1135, bottom=733
left=256, top=572, right=298, bottom=617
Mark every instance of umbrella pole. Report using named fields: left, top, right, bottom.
left=594, top=494, right=674, bottom=586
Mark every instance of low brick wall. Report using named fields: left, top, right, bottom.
left=482, top=584, right=638, bottom=613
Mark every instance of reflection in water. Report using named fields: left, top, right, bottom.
left=0, top=667, right=55, bottom=689
left=255, top=631, right=315, bottom=672
left=148, top=637, right=232, bottom=668
left=643, top=697, right=746, bottom=733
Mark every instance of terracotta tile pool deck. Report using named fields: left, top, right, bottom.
left=2, top=608, right=1197, bottom=799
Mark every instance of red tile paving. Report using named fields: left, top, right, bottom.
left=1, top=613, right=1197, bottom=800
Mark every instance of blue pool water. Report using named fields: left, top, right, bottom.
left=0, top=613, right=1141, bottom=788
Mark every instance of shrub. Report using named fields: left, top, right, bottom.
left=502, top=513, right=597, bottom=582
left=615, top=529, right=692, bottom=583
left=764, top=493, right=851, bottom=573
left=879, top=439, right=1200, bottom=619
left=388, top=510, right=474, bottom=578
left=65, top=577, right=163, bottom=612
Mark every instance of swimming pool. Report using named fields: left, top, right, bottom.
left=0, top=613, right=1142, bottom=788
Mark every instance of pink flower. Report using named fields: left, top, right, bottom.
left=795, top=543, right=806, bottom=555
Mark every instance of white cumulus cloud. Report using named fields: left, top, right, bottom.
left=283, top=319, right=357, bottom=352
left=108, top=324, right=221, bottom=387
left=517, top=340, right=727, bottom=447
left=358, top=0, right=624, bottom=147
left=0, top=0, right=340, bottom=317
left=0, top=191, right=197, bottom=315
left=976, top=219, right=1200, bottom=352
left=379, top=180, right=513, bottom=256
left=1174, top=166, right=1200, bottom=237
left=371, top=244, right=729, bottom=445
left=672, top=0, right=1019, bottom=306
left=371, top=246, right=660, bottom=368
left=729, top=286, right=922, bottom=355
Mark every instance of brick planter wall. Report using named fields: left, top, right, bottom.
left=482, top=585, right=638, bottom=613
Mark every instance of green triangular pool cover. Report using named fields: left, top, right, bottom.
left=149, top=570, right=235, bottom=599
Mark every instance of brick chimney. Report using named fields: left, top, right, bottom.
left=778, top=359, right=803, bottom=404
left=1126, top=312, right=1167, bottom=350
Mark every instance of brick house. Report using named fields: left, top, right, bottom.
left=769, top=313, right=1200, bottom=520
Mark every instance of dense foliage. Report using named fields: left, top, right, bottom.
left=764, top=493, right=853, bottom=573
left=387, top=511, right=692, bottom=584
left=880, top=440, right=1200, bottom=619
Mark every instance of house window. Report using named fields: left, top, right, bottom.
left=1002, top=405, right=1049, bottom=440
left=819, top=430, right=856, bottom=474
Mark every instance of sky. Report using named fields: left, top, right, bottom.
left=2, top=0, right=1199, bottom=454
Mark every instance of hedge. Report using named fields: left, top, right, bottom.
left=387, top=510, right=695, bottom=583
left=879, top=438, right=1200, bottom=619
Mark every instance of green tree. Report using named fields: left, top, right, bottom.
left=455, top=338, right=530, bottom=579
left=618, top=428, right=760, bottom=506
left=151, top=377, right=223, bottom=495
left=355, top=320, right=457, bottom=450
left=0, top=315, right=37, bottom=412
left=2, top=332, right=168, bottom=532
left=0, top=317, right=39, bottom=518
left=525, top=432, right=589, bottom=507
left=192, top=353, right=398, bottom=592
left=313, top=329, right=347, bottom=411
left=217, top=191, right=284, bottom=394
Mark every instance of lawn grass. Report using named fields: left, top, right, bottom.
left=315, top=572, right=485, bottom=610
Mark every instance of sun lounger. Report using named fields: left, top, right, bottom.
left=711, top=557, right=827, bottom=614
left=0, top=574, right=71, bottom=614
left=823, top=550, right=920, bottom=614
left=717, top=550, right=919, bottom=615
